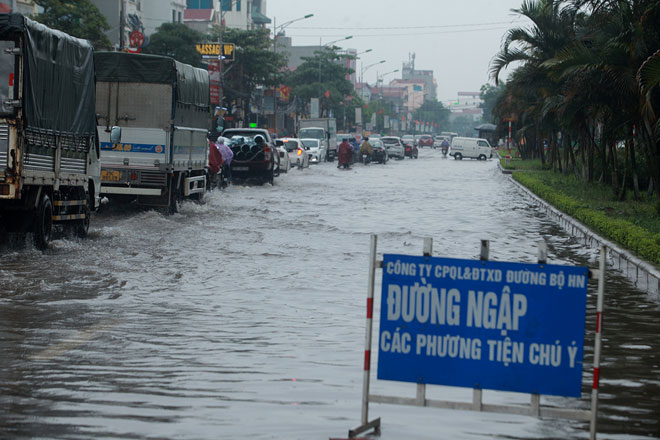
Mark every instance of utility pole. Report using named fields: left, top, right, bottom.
left=119, top=0, right=126, bottom=51
left=273, top=17, right=278, bottom=137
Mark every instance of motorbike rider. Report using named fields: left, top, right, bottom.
left=359, top=137, right=374, bottom=163
left=337, top=138, right=353, bottom=169
left=349, top=137, right=359, bottom=163
left=440, top=138, right=450, bottom=156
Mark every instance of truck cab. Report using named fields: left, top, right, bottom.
left=0, top=14, right=100, bottom=248
left=298, top=118, right=337, bottom=162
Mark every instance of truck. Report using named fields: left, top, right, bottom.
left=221, top=128, right=279, bottom=185
left=298, top=118, right=337, bottom=162
left=94, top=52, right=210, bottom=213
left=0, top=14, right=101, bottom=249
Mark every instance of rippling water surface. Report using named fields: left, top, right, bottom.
left=1, top=150, right=658, bottom=439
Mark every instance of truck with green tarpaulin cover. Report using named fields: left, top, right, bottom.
left=0, top=14, right=100, bottom=248
left=94, top=52, right=211, bottom=212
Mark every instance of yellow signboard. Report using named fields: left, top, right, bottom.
left=195, top=42, right=235, bottom=61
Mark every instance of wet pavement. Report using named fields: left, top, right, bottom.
left=0, top=150, right=658, bottom=439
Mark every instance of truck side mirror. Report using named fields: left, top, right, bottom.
left=110, top=126, right=122, bottom=144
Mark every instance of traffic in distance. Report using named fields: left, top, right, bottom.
left=0, top=14, right=495, bottom=249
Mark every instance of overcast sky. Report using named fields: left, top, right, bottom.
left=269, top=0, right=529, bottom=102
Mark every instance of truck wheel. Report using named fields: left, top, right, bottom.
left=75, top=203, right=90, bottom=238
left=455, top=153, right=462, bottom=160
left=168, top=186, right=182, bottom=214
left=478, top=154, right=487, bottom=161
left=34, top=193, right=53, bottom=250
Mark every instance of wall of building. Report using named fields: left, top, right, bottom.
left=91, top=1, right=121, bottom=47
left=390, top=79, right=425, bottom=112
left=142, top=0, right=186, bottom=37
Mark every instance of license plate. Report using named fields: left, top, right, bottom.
left=233, top=166, right=249, bottom=171
left=101, top=170, right=121, bottom=182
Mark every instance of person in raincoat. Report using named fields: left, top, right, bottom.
left=359, top=137, right=374, bottom=162
left=216, top=136, right=234, bottom=185
left=337, top=137, right=353, bottom=169
left=208, top=138, right=224, bottom=186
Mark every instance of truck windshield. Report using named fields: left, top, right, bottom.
left=0, top=41, right=16, bottom=115
left=299, top=128, right=324, bottom=140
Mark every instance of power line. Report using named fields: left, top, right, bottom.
left=287, top=26, right=513, bottom=39
left=286, top=19, right=526, bottom=31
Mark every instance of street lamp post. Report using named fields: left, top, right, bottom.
left=272, top=13, right=313, bottom=136
left=318, top=35, right=353, bottom=94
left=217, top=0, right=241, bottom=131
left=376, top=69, right=399, bottom=85
left=360, top=59, right=385, bottom=83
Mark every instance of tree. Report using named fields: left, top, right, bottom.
left=285, top=46, right=359, bottom=124
left=143, top=23, right=205, bottom=67
left=489, top=0, right=660, bottom=207
left=412, top=99, right=450, bottom=131
left=219, top=27, right=287, bottom=124
left=33, top=0, right=111, bottom=49
left=480, top=83, right=504, bottom=124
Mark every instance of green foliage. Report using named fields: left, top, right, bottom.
left=33, top=0, right=111, bottom=49
left=480, top=83, right=504, bottom=124
left=210, top=26, right=287, bottom=116
left=284, top=46, right=359, bottom=122
left=446, top=115, right=476, bottom=137
left=221, top=27, right=286, bottom=92
left=143, top=23, right=205, bottom=67
left=490, top=0, right=660, bottom=202
left=513, top=171, right=660, bottom=265
left=412, top=99, right=449, bottom=130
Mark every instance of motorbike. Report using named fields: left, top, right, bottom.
left=441, top=146, right=449, bottom=158
left=361, top=152, right=372, bottom=165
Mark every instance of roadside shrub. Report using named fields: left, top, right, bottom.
left=514, top=172, right=660, bottom=265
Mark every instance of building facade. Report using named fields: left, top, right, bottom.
left=142, top=0, right=186, bottom=37
left=186, top=0, right=270, bottom=30
left=445, top=91, right=484, bottom=121
left=91, top=0, right=143, bottom=50
left=401, top=53, right=437, bottom=102
left=390, top=79, right=425, bottom=112
left=0, top=0, right=37, bottom=15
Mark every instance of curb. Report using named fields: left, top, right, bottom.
left=499, top=162, right=660, bottom=296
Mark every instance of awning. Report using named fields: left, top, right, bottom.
left=251, top=11, right=271, bottom=24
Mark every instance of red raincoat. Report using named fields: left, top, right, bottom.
left=338, top=141, right=353, bottom=165
left=208, top=140, right=224, bottom=175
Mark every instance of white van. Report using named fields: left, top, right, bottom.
left=449, top=137, right=493, bottom=160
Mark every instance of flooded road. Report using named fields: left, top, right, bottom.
left=1, top=150, right=658, bottom=439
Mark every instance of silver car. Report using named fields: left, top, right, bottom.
left=301, top=138, right=327, bottom=163
left=381, top=136, right=406, bottom=160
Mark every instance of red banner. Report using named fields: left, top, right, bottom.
left=207, top=60, right=221, bottom=105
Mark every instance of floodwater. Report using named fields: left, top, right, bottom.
left=0, top=150, right=658, bottom=439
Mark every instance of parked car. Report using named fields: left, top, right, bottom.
left=222, top=128, right=280, bottom=184
left=381, top=136, right=406, bottom=159
left=301, top=138, right=326, bottom=163
left=280, top=138, right=310, bottom=169
left=449, top=137, right=493, bottom=160
left=418, top=134, right=434, bottom=148
left=371, top=138, right=388, bottom=163
left=404, top=142, right=419, bottom=159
